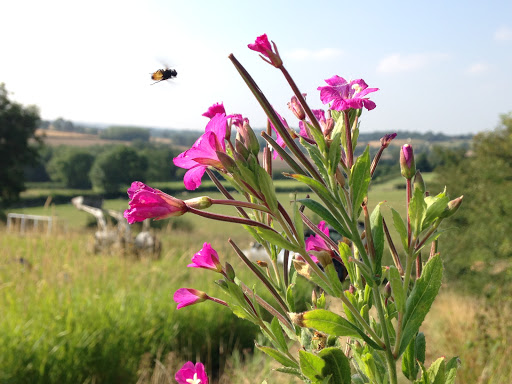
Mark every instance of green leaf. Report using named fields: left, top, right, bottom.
left=256, top=344, right=298, bottom=369
left=299, top=350, right=326, bottom=383
left=402, top=336, right=419, bottom=380
left=389, top=266, right=405, bottom=313
left=293, top=203, right=305, bottom=249
left=399, top=255, right=443, bottom=356
left=288, top=173, right=333, bottom=204
left=392, top=208, right=408, bottom=251
left=350, top=146, right=371, bottom=217
left=271, top=316, right=288, bottom=351
left=286, top=284, right=295, bottom=313
left=370, top=203, right=384, bottom=277
left=328, top=131, right=342, bottom=174
left=255, top=228, right=300, bottom=253
left=307, top=122, right=327, bottom=154
left=415, top=332, right=426, bottom=364
left=302, top=309, right=360, bottom=338
left=317, top=348, right=352, bottom=384
left=302, top=309, right=383, bottom=350
left=427, top=357, right=446, bottom=384
left=445, top=357, right=459, bottom=384
left=324, top=262, right=344, bottom=296
left=257, top=166, right=278, bottom=213
left=299, top=198, right=351, bottom=239
left=409, top=186, right=427, bottom=237
left=338, top=242, right=357, bottom=283
left=423, top=191, right=450, bottom=229
left=300, top=139, right=330, bottom=182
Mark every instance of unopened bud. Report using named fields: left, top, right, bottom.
left=216, top=151, right=237, bottom=173
left=215, top=279, right=229, bottom=289
left=384, top=282, right=392, bottom=298
left=225, top=262, right=236, bottom=281
left=400, top=144, right=416, bottom=179
left=380, top=133, right=397, bottom=148
left=236, top=119, right=260, bottom=157
left=413, top=170, right=426, bottom=194
left=235, top=138, right=250, bottom=160
left=311, top=290, right=317, bottom=307
left=348, top=284, right=356, bottom=295
left=335, top=167, right=346, bottom=187
left=288, top=95, right=306, bottom=120
left=184, top=196, right=212, bottom=210
left=440, top=195, right=464, bottom=218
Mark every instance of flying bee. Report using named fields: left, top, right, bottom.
left=150, top=68, right=177, bottom=85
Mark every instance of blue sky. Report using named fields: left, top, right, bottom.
left=1, top=0, right=511, bottom=135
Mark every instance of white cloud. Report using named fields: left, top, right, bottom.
left=286, top=48, right=343, bottom=61
left=466, top=62, right=488, bottom=75
left=377, top=52, right=449, bottom=73
left=494, top=26, right=512, bottom=41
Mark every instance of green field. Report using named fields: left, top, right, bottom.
left=4, top=174, right=509, bottom=383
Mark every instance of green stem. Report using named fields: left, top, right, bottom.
left=372, top=286, right=398, bottom=384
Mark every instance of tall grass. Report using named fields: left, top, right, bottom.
left=0, top=230, right=260, bottom=383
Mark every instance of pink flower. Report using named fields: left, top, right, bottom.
left=124, top=182, right=187, bottom=224
left=175, top=361, right=209, bottom=384
left=318, top=76, right=379, bottom=111
left=248, top=34, right=282, bottom=67
left=188, top=243, right=222, bottom=272
left=173, top=113, right=229, bottom=190
left=173, top=288, right=207, bottom=309
left=202, top=102, right=225, bottom=119
left=305, top=221, right=330, bottom=260
left=269, top=109, right=290, bottom=160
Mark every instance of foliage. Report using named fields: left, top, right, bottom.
left=89, top=145, right=148, bottom=193
left=48, top=148, right=95, bottom=188
left=0, top=83, right=41, bottom=206
left=434, top=112, right=512, bottom=289
left=99, top=126, right=151, bottom=141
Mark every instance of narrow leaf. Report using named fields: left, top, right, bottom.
left=257, top=166, right=278, bottom=213
left=409, top=186, right=427, bottom=237
left=256, top=344, right=298, bottom=368
left=402, top=336, right=418, bottom=380
left=255, top=228, right=301, bottom=253
left=299, top=350, right=326, bottom=383
left=350, top=146, right=371, bottom=217
left=389, top=266, right=405, bottom=313
left=392, top=208, right=408, bottom=251
left=271, top=316, right=288, bottom=351
left=298, top=198, right=351, bottom=239
left=444, top=357, right=459, bottom=384
left=370, top=203, right=384, bottom=276
left=399, top=255, right=443, bottom=356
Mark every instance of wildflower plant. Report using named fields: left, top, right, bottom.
left=125, top=34, right=463, bottom=384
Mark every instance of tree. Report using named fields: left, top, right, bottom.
left=0, top=83, right=41, bottom=206
left=47, top=148, right=95, bottom=188
left=434, top=112, right=512, bottom=287
left=89, top=145, right=148, bottom=193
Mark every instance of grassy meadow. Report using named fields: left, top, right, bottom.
left=2, top=176, right=510, bottom=383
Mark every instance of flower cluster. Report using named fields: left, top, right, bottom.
left=124, top=33, right=462, bottom=384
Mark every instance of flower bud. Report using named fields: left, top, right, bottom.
left=384, top=281, right=392, bottom=298
left=413, top=170, right=426, bottom=195
left=216, top=151, right=237, bottom=173
left=400, top=144, right=416, bottom=179
left=184, top=196, right=212, bottom=210
left=335, top=167, right=346, bottom=188
left=380, top=133, right=397, bottom=148
left=225, top=262, right=236, bottom=281
left=440, top=195, right=464, bottom=218
left=235, top=138, right=251, bottom=160
left=288, top=95, right=306, bottom=120
left=311, top=290, right=318, bottom=307
left=238, top=119, right=260, bottom=157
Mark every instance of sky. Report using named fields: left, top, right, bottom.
left=1, top=0, right=511, bottom=135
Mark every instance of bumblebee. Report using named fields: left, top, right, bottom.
left=150, top=68, right=177, bottom=84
